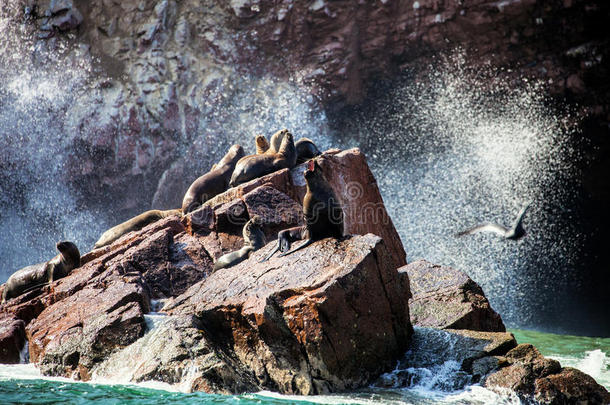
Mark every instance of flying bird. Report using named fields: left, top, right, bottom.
left=456, top=203, right=531, bottom=240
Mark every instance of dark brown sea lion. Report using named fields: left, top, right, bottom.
left=261, top=159, right=344, bottom=261
left=2, top=241, right=80, bottom=303
left=213, top=215, right=266, bottom=270
left=229, top=131, right=297, bottom=187
left=255, top=135, right=270, bottom=154
left=295, top=137, right=321, bottom=164
left=94, top=209, right=182, bottom=249
left=182, top=144, right=245, bottom=213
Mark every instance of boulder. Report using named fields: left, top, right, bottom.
left=26, top=276, right=150, bottom=379
left=0, top=315, right=26, bottom=364
left=534, top=367, right=610, bottom=405
left=164, top=234, right=412, bottom=394
left=403, top=260, right=505, bottom=332
left=485, top=344, right=610, bottom=404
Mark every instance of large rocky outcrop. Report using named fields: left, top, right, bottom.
left=0, top=148, right=412, bottom=394
left=94, top=234, right=411, bottom=394
left=0, top=147, right=608, bottom=402
left=404, top=260, right=505, bottom=332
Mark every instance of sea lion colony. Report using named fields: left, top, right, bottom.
left=0, top=130, right=329, bottom=303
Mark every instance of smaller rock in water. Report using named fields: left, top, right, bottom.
left=0, top=315, right=26, bottom=364
left=403, top=260, right=505, bottom=332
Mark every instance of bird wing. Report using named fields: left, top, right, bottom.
left=456, top=223, right=509, bottom=237
left=510, top=202, right=531, bottom=231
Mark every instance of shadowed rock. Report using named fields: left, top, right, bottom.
left=0, top=315, right=26, bottom=364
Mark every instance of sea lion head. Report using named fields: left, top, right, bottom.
left=249, top=215, right=263, bottom=226
left=227, top=144, right=245, bottom=160
left=295, top=138, right=321, bottom=164
left=56, top=241, right=81, bottom=267
left=255, top=135, right=270, bottom=154
left=218, top=144, right=245, bottom=169
left=304, top=159, right=322, bottom=180
left=278, top=131, right=296, bottom=167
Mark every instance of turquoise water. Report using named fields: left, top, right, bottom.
left=0, top=329, right=607, bottom=404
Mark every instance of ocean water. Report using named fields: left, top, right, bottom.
left=1, top=329, right=607, bottom=404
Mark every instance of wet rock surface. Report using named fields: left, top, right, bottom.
left=404, top=259, right=505, bottom=332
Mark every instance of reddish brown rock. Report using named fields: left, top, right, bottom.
left=404, top=260, right=505, bottom=332
left=485, top=344, right=610, bottom=404
left=0, top=213, right=210, bottom=376
left=534, top=367, right=610, bottom=405
left=189, top=149, right=406, bottom=266
left=26, top=277, right=150, bottom=379
left=165, top=234, right=412, bottom=394
left=0, top=315, right=26, bottom=364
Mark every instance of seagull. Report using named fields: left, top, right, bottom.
left=456, top=203, right=531, bottom=240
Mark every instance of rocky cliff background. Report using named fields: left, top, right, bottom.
left=0, top=0, right=609, bottom=335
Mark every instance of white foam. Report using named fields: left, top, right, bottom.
left=549, top=349, right=610, bottom=389
left=19, top=341, right=29, bottom=364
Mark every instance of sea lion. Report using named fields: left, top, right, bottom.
left=255, top=135, right=270, bottom=154
left=295, top=137, right=321, bottom=164
left=229, top=131, right=297, bottom=187
left=94, top=209, right=182, bottom=249
left=182, top=144, right=245, bottom=213
left=456, top=202, right=531, bottom=240
left=268, top=128, right=289, bottom=154
left=261, top=159, right=344, bottom=261
left=213, top=215, right=266, bottom=270
left=2, top=241, right=80, bottom=303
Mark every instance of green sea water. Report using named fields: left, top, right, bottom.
left=0, top=329, right=607, bottom=404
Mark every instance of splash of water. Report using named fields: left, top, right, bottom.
left=328, top=53, right=584, bottom=330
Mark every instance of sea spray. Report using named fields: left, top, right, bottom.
left=377, top=327, right=472, bottom=392
left=90, top=313, right=172, bottom=386
left=19, top=341, right=29, bottom=364
left=327, top=53, right=584, bottom=330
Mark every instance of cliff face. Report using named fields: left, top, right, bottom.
left=3, top=0, right=607, bottom=215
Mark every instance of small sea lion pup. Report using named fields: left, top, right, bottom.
left=262, top=159, right=344, bottom=261
left=295, top=138, right=321, bottom=164
left=2, top=241, right=80, bottom=303
left=229, top=131, right=297, bottom=187
left=213, top=215, right=266, bottom=270
left=94, top=209, right=182, bottom=249
left=255, top=135, right=270, bottom=154
left=182, top=144, right=246, bottom=213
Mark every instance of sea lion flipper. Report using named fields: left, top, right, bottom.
left=277, top=239, right=313, bottom=258
left=260, top=245, right=280, bottom=263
